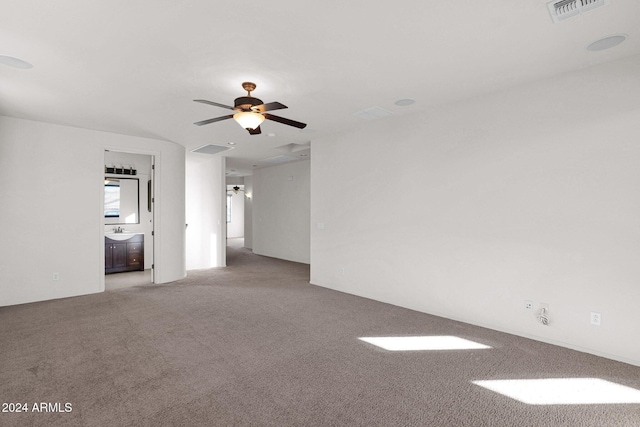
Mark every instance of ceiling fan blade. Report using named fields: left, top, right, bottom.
left=251, top=102, right=288, bottom=113
left=264, top=113, right=307, bottom=129
left=194, top=99, right=235, bottom=110
left=194, top=114, right=234, bottom=126
left=248, top=126, right=262, bottom=135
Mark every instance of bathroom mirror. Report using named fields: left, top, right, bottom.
left=104, top=177, right=139, bottom=224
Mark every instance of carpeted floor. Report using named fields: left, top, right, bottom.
left=1, top=242, right=639, bottom=426
left=105, top=269, right=152, bottom=291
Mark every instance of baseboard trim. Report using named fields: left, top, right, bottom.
left=309, top=280, right=640, bottom=368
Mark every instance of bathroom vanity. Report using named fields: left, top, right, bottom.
left=105, top=233, right=144, bottom=274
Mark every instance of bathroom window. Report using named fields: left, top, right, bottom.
left=105, top=180, right=120, bottom=218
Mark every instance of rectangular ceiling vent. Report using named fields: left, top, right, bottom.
left=191, top=144, right=233, bottom=155
left=275, top=141, right=311, bottom=153
left=547, top=0, right=609, bottom=23
left=353, top=106, right=393, bottom=121
left=261, top=155, right=298, bottom=164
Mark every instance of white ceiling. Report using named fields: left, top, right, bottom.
left=2, top=1, right=639, bottom=176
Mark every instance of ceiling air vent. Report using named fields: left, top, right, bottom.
left=261, top=155, right=298, bottom=164
left=547, top=0, right=610, bottom=23
left=191, top=144, right=233, bottom=155
left=353, top=106, right=393, bottom=121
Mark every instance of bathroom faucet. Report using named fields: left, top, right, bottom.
left=113, top=226, right=124, bottom=233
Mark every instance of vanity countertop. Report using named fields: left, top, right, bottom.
left=105, top=232, right=144, bottom=241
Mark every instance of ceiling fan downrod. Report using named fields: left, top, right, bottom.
left=242, top=82, right=257, bottom=97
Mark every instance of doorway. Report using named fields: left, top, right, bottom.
left=104, top=150, right=155, bottom=290
left=226, top=184, right=245, bottom=240
left=226, top=184, right=246, bottom=264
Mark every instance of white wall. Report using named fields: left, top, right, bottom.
left=310, top=56, right=640, bottom=366
left=244, top=176, right=253, bottom=249
left=253, top=160, right=310, bottom=264
left=226, top=186, right=245, bottom=239
left=185, top=153, right=226, bottom=269
left=0, top=116, right=186, bottom=307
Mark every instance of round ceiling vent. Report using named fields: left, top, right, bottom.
left=587, top=34, right=627, bottom=51
left=394, top=98, right=415, bottom=106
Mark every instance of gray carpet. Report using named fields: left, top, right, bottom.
left=1, top=243, right=639, bottom=426
left=105, top=269, right=152, bottom=291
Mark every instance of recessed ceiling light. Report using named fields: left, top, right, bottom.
left=228, top=142, right=236, bottom=145
left=587, top=34, right=627, bottom=51
left=267, top=133, right=276, bottom=137
left=0, top=55, right=33, bottom=69
left=395, top=98, right=415, bottom=106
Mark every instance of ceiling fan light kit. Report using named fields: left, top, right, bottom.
left=233, top=111, right=265, bottom=130
left=194, top=82, right=307, bottom=135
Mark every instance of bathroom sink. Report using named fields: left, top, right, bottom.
left=105, top=232, right=142, bottom=241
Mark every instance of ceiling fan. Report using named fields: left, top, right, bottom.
left=193, top=82, right=307, bottom=135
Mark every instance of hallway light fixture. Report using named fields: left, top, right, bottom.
left=227, top=186, right=250, bottom=198
left=227, top=186, right=244, bottom=195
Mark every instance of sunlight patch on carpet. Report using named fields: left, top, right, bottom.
left=473, top=378, right=640, bottom=405
left=358, top=336, right=491, bottom=351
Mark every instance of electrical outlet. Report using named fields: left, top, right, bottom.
left=524, top=300, right=534, bottom=310
left=52, top=273, right=60, bottom=281
left=339, top=267, right=345, bottom=276
left=590, top=311, right=601, bottom=326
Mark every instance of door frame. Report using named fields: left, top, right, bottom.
left=100, top=148, right=159, bottom=291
